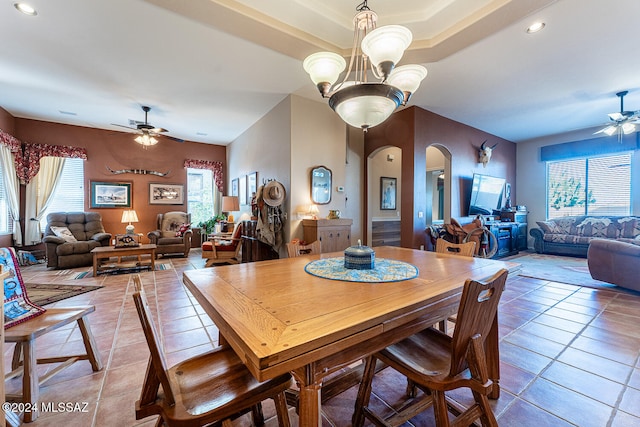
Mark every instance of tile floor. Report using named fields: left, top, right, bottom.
left=7, top=250, right=640, bottom=426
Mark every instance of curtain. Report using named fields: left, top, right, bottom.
left=24, top=156, right=66, bottom=245
left=0, top=144, right=22, bottom=246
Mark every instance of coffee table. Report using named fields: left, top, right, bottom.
left=91, top=244, right=156, bottom=276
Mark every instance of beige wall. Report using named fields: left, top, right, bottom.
left=227, top=95, right=365, bottom=253
left=368, top=147, right=402, bottom=221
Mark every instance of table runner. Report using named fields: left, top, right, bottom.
left=304, top=257, right=418, bottom=283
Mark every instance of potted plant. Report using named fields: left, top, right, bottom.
left=197, top=214, right=227, bottom=235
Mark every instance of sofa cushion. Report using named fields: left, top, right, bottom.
left=55, top=240, right=101, bottom=256
left=161, top=212, right=190, bottom=238
left=576, top=217, right=618, bottom=238
left=157, top=236, right=184, bottom=245
left=618, top=217, right=640, bottom=239
left=50, top=226, right=78, bottom=243
left=542, top=233, right=592, bottom=245
left=536, top=220, right=561, bottom=234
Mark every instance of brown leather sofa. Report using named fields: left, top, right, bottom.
left=587, top=238, right=640, bottom=292
left=147, top=212, right=192, bottom=258
left=43, top=212, right=112, bottom=269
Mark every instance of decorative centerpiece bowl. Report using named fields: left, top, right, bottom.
left=344, top=240, right=375, bottom=270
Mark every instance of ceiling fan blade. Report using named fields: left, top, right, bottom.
left=150, top=127, right=168, bottom=133
left=608, top=112, right=625, bottom=121
left=111, top=123, right=138, bottom=131
left=162, top=134, right=185, bottom=143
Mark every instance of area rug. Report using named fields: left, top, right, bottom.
left=24, top=283, right=103, bottom=306
left=73, top=261, right=173, bottom=279
left=503, top=252, right=616, bottom=289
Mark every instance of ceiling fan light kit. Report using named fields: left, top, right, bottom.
left=303, top=0, right=427, bottom=131
left=595, top=90, right=640, bottom=138
left=112, top=105, right=184, bottom=146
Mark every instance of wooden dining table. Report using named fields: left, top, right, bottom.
left=183, top=246, right=516, bottom=426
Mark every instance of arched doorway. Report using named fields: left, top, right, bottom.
left=366, top=146, right=402, bottom=245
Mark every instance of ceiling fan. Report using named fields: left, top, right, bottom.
left=112, top=106, right=184, bottom=145
left=594, top=91, right=640, bottom=136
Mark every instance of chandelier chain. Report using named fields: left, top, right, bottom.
left=356, top=1, right=370, bottom=12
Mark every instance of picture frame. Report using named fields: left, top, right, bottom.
left=149, top=183, right=184, bottom=205
left=231, top=178, right=239, bottom=197
left=380, top=177, right=397, bottom=210
left=239, top=175, right=247, bottom=205
left=90, top=181, right=132, bottom=208
left=247, top=171, right=258, bottom=201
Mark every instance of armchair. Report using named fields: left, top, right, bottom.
left=147, top=212, right=192, bottom=258
left=201, top=224, right=242, bottom=267
left=43, top=212, right=111, bottom=269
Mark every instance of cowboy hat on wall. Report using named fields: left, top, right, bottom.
left=262, top=180, right=286, bottom=207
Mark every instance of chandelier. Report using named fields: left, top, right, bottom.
left=303, top=1, right=427, bottom=131
left=135, top=131, right=158, bottom=147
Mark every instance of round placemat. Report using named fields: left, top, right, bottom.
left=304, top=257, right=418, bottom=283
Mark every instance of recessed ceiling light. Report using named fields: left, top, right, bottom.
left=59, top=111, right=77, bottom=116
left=14, top=2, right=37, bottom=16
left=526, top=22, right=545, bottom=34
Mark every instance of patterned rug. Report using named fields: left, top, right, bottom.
left=24, top=283, right=103, bottom=306
left=503, top=251, right=616, bottom=289
left=73, top=261, right=173, bottom=279
left=304, top=257, right=419, bottom=283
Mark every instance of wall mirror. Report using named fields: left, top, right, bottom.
left=310, top=166, right=332, bottom=205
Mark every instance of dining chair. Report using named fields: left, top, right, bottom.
left=286, top=240, right=321, bottom=258
left=435, top=238, right=476, bottom=257
left=434, top=238, right=476, bottom=333
left=131, top=275, right=292, bottom=427
left=352, top=268, right=508, bottom=427
left=2, top=247, right=103, bottom=423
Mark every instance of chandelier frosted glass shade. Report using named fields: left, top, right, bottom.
left=303, top=52, right=346, bottom=96
left=387, top=64, right=428, bottom=104
left=329, top=83, right=404, bottom=130
left=361, top=25, right=412, bottom=77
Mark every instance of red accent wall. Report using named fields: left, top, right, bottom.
left=0, top=108, right=16, bottom=247
left=13, top=118, right=226, bottom=239
left=364, top=106, right=516, bottom=249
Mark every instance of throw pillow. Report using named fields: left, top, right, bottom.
left=536, top=220, right=561, bottom=234
left=50, top=226, right=78, bottom=243
left=175, top=223, right=191, bottom=237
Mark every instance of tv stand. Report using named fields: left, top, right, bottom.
left=485, top=221, right=519, bottom=258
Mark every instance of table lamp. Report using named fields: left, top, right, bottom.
left=308, top=204, right=319, bottom=219
left=222, top=196, right=240, bottom=223
left=121, top=209, right=139, bottom=234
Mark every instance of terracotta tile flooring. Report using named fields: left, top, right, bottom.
left=8, top=250, right=640, bottom=426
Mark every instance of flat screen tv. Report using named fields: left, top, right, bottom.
left=468, top=174, right=506, bottom=216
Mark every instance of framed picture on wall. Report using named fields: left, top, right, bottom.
left=239, top=175, right=247, bottom=205
left=380, top=177, right=397, bottom=210
left=247, top=171, right=258, bottom=201
left=231, top=178, right=239, bottom=197
left=149, top=183, right=184, bottom=205
left=90, top=181, right=132, bottom=208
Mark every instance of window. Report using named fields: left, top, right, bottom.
left=187, top=168, right=214, bottom=226
left=0, top=162, right=13, bottom=234
left=39, top=158, right=85, bottom=229
left=547, top=153, right=631, bottom=219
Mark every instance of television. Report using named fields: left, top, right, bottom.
left=468, top=174, right=506, bottom=216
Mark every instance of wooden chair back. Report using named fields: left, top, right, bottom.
left=435, top=239, right=476, bottom=257
left=449, top=268, right=508, bottom=376
left=132, top=275, right=176, bottom=406
left=286, top=240, right=321, bottom=258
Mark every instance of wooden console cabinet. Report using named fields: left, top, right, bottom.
left=302, top=219, right=352, bottom=253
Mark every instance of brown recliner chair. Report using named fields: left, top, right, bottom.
left=587, top=238, right=640, bottom=291
left=43, top=212, right=112, bottom=269
left=147, top=212, right=192, bottom=258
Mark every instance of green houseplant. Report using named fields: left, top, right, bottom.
left=197, top=214, right=227, bottom=235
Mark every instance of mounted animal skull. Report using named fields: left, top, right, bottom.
left=478, top=140, right=498, bottom=168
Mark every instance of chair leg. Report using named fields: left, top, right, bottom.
left=273, top=391, right=291, bottom=427
left=22, top=340, right=39, bottom=423
left=11, top=343, right=22, bottom=371
left=432, top=390, right=450, bottom=427
left=352, top=356, right=377, bottom=427
left=252, top=403, right=265, bottom=426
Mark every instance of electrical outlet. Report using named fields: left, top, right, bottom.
left=418, top=211, right=423, bottom=218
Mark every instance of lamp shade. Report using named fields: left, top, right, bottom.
left=135, top=132, right=158, bottom=146
left=622, top=123, right=636, bottom=134
left=387, top=64, right=428, bottom=96
left=222, top=196, right=240, bottom=212
left=121, top=210, right=139, bottom=224
left=329, top=83, right=404, bottom=130
left=361, top=25, right=412, bottom=73
left=303, top=52, right=346, bottom=86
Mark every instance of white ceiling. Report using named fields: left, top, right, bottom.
left=2, top=0, right=640, bottom=145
